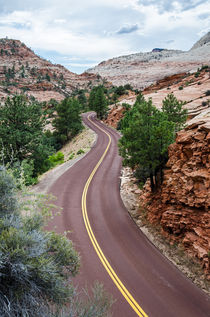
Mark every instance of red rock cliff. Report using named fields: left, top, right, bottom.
left=139, top=113, right=210, bottom=275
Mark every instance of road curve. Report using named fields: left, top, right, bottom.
left=47, top=113, right=210, bottom=317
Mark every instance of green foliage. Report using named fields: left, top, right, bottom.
left=114, top=85, right=126, bottom=96
left=124, top=83, right=133, bottom=90
left=119, top=96, right=175, bottom=191
left=117, top=93, right=144, bottom=131
left=0, top=95, right=54, bottom=178
left=45, top=73, right=51, bottom=82
left=0, top=167, right=80, bottom=316
left=69, top=153, right=75, bottom=160
left=200, top=65, right=209, bottom=71
left=47, top=152, right=64, bottom=168
left=53, top=97, right=83, bottom=146
left=162, top=93, right=187, bottom=132
left=35, top=151, right=64, bottom=175
left=205, top=90, right=210, bottom=96
left=77, top=149, right=85, bottom=155
left=9, top=159, right=38, bottom=187
left=88, top=86, right=108, bottom=119
left=0, top=95, right=43, bottom=161
left=178, top=86, right=183, bottom=90
left=77, top=89, right=88, bottom=112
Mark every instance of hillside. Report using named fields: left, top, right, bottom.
left=86, top=32, right=210, bottom=90
left=105, top=65, right=210, bottom=277
left=0, top=38, right=102, bottom=102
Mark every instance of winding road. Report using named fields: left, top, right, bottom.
left=47, top=113, right=210, bottom=317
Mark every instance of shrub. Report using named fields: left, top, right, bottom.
left=69, top=153, right=75, bottom=160
left=194, top=72, right=200, bottom=78
left=47, top=151, right=64, bottom=168
left=10, top=159, right=38, bottom=187
left=205, top=90, right=210, bottom=96
left=0, top=167, right=79, bottom=316
left=77, top=149, right=85, bottom=155
left=178, top=86, right=183, bottom=90
left=200, top=65, right=209, bottom=71
left=124, top=84, right=132, bottom=90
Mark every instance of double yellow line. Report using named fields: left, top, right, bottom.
left=81, top=115, right=148, bottom=317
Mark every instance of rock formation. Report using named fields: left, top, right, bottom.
left=0, top=38, right=102, bottom=102
left=139, top=112, right=210, bottom=275
left=86, top=32, right=210, bottom=90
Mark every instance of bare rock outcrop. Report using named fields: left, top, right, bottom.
left=139, top=114, right=210, bottom=275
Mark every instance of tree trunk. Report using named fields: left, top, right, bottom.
left=150, top=173, right=155, bottom=192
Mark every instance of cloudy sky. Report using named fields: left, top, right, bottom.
left=0, top=0, right=209, bottom=73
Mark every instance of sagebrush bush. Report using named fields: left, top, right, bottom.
left=0, top=167, right=79, bottom=316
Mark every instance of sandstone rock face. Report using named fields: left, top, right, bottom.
left=86, top=32, right=210, bottom=90
left=0, top=38, right=102, bottom=101
left=139, top=116, right=210, bottom=274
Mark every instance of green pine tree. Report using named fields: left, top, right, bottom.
left=0, top=95, right=47, bottom=163
left=89, top=86, right=108, bottom=119
left=119, top=98, right=175, bottom=191
left=53, top=97, right=83, bottom=145
left=162, top=93, right=187, bottom=131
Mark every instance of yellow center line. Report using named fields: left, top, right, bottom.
left=81, top=114, right=148, bottom=317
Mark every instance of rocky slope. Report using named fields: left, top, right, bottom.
left=0, top=38, right=102, bottom=102
left=139, top=112, right=210, bottom=276
left=105, top=66, right=210, bottom=275
left=87, top=32, right=210, bottom=90
left=106, top=66, right=210, bottom=127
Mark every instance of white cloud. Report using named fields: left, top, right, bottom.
left=0, top=0, right=209, bottom=73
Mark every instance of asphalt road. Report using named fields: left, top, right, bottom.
left=47, top=112, right=210, bottom=317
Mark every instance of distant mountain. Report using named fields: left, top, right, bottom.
left=0, top=38, right=102, bottom=101
left=191, top=31, right=210, bottom=50
left=86, top=32, right=210, bottom=90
